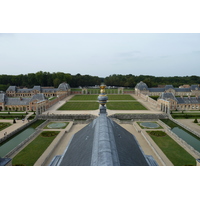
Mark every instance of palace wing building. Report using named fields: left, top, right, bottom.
left=135, top=81, right=200, bottom=111
left=135, top=81, right=200, bottom=97
left=0, top=83, right=70, bottom=113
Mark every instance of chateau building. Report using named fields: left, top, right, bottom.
left=135, top=81, right=200, bottom=97
left=135, top=81, right=200, bottom=111
left=0, top=83, right=70, bottom=113
left=6, top=82, right=71, bottom=98
left=158, top=92, right=200, bottom=111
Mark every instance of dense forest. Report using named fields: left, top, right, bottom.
left=0, top=71, right=200, bottom=91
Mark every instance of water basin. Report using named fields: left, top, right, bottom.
left=140, top=122, right=159, bottom=128
left=47, top=122, right=67, bottom=129
left=0, top=127, right=36, bottom=157
left=161, top=119, right=200, bottom=153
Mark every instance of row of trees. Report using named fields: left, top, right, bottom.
left=0, top=71, right=200, bottom=91
left=0, top=71, right=103, bottom=89
left=104, top=74, right=200, bottom=88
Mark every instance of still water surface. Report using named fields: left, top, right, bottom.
left=162, top=119, right=200, bottom=152
left=0, top=128, right=35, bottom=157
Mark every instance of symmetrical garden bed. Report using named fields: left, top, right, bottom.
left=58, top=95, right=147, bottom=110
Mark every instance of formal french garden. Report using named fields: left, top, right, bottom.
left=58, top=95, right=147, bottom=110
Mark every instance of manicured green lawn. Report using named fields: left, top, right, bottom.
left=70, top=95, right=98, bottom=101
left=0, top=122, right=12, bottom=131
left=107, top=95, right=135, bottom=100
left=106, top=102, right=147, bottom=110
left=59, top=95, right=145, bottom=110
left=58, top=102, right=99, bottom=110
left=12, top=131, right=60, bottom=166
left=148, top=131, right=196, bottom=166
left=70, top=94, right=135, bottom=101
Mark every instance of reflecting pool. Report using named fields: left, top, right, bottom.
left=0, top=127, right=36, bottom=157
left=161, top=119, right=200, bottom=152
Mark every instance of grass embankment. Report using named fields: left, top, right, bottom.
left=147, top=131, right=196, bottom=166
left=0, top=122, right=12, bottom=131
left=12, top=131, right=60, bottom=166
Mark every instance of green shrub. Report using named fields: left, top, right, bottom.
left=148, top=131, right=167, bottom=137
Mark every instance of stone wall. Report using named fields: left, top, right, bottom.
left=109, top=113, right=168, bottom=121
left=37, top=114, right=97, bottom=121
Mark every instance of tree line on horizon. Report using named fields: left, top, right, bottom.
left=0, top=71, right=200, bottom=91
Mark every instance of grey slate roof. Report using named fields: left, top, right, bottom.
left=135, top=81, right=149, bottom=90
left=6, top=86, right=17, bottom=92
left=17, top=89, right=32, bottom=93
left=164, top=85, right=174, bottom=90
left=56, top=108, right=154, bottom=166
left=191, top=85, right=200, bottom=90
left=30, top=93, right=47, bottom=102
left=42, top=88, right=57, bottom=93
left=4, top=94, right=47, bottom=106
left=57, top=82, right=70, bottom=91
left=0, top=93, right=5, bottom=103
left=33, top=86, right=42, bottom=92
left=149, top=88, right=165, bottom=92
left=175, top=88, right=191, bottom=92
left=159, top=92, right=177, bottom=101
left=176, top=96, right=200, bottom=104
left=135, top=81, right=200, bottom=93
left=6, top=97, right=30, bottom=106
left=6, top=83, right=70, bottom=94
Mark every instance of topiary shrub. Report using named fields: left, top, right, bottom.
left=194, top=118, right=198, bottom=123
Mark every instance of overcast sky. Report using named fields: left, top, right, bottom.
left=0, top=33, right=200, bottom=77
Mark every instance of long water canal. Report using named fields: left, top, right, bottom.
left=161, top=119, right=200, bottom=153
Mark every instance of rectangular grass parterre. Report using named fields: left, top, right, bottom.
left=70, top=95, right=98, bottom=100
left=107, top=95, right=136, bottom=100
left=106, top=102, right=147, bottom=110
left=58, top=102, right=99, bottom=110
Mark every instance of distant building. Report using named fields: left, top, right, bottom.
left=0, top=83, right=71, bottom=114
left=135, top=81, right=200, bottom=112
left=6, top=82, right=70, bottom=98
left=135, top=81, right=200, bottom=97
left=158, top=92, right=200, bottom=111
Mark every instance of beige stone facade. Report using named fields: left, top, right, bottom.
left=0, top=83, right=71, bottom=114
left=135, top=81, right=200, bottom=111
left=135, top=81, right=200, bottom=97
